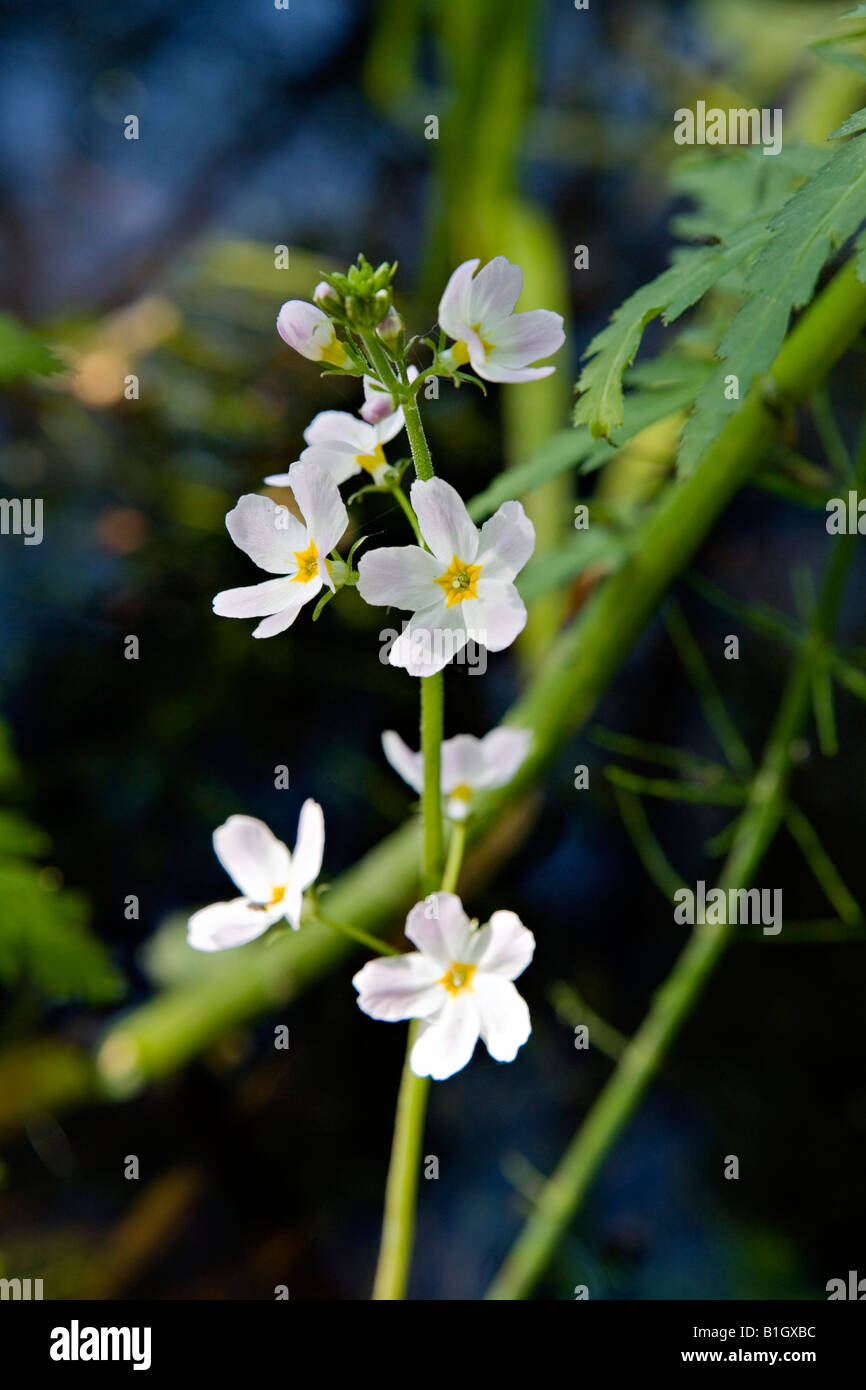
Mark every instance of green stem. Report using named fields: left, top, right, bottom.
left=420, top=673, right=445, bottom=894
left=485, top=405, right=866, bottom=1303
left=371, top=800, right=468, bottom=1301
left=441, top=819, right=467, bottom=894
left=311, top=912, right=398, bottom=957
left=371, top=1024, right=431, bottom=1300
left=387, top=479, right=424, bottom=543
left=360, top=329, right=402, bottom=400
left=372, top=377, right=445, bottom=1301
left=401, top=390, right=435, bottom=482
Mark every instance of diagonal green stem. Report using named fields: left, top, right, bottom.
left=485, top=416, right=866, bottom=1302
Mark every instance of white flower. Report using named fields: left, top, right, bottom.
left=277, top=300, right=354, bottom=369
left=438, top=255, right=565, bottom=383
left=265, top=403, right=405, bottom=490
left=352, top=892, right=534, bottom=1080
left=213, top=460, right=348, bottom=638
left=356, top=476, right=534, bottom=676
left=383, top=726, right=531, bottom=820
left=360, top=364, right=417, bottom=425
left=188, top=801, right=324, bottom=952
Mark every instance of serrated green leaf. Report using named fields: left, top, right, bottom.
left=828, top=106, right=866, bottom=139
left=677, top=133, right=866, bottom=478
left=0, top=314, right=63, bottom=383
left=469, top=362, right=710, bottom=521
left=574, top=220, right=771, bottom=439
left=810, top=35, right=866, bottom=79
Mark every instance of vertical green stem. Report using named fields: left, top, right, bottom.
left=420, top=673, right=444, bottom=893
left=401, top=391, right=435, bottom=482
left=371, top=1024, right=431, bottom=1301
left=441, top=819, right=467, bottom=894
left=360, top=328, right=402, bottom=400
left=372, top=378, right=445, bottom=1300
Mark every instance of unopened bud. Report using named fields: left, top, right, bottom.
left=376, top=305, right=404, bottom=350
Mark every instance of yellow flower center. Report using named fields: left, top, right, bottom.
left=450, top=783, right=473, bottom=802
left=251, top=883, right=287, bottom=912
left=291, top=538, right=319, bottom=583
left=355, top=442, right=386, bottom=474
left=434, top=553, right=482, bottom=607
left=319, top=337, right=351, bottom=368
left=452, top=323, right=495, bottom=365
left=440, top=961, right=476, bottom=996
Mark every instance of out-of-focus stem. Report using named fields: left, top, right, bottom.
left=485, top=392, right=866, bottom=1302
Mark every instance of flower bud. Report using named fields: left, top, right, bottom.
left=375, top=305, right=404, bottom=351
left=313, top=281, right=339, bottom=311
left=276, top=301, right=354, bottom=369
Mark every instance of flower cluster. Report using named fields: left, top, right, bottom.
left=189, top=254, right=564, bottom=1080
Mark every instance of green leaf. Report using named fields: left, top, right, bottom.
left=828, top=106, right=866, bottom=139
left=0, top=863, right=122, bottom=1003
left=574, top=220, right=771, bottom=439
left=0, top=313, right=63, bottom=383
left=677, top=134, right=866, bottom=477
left=469, top=360, right=710, bottom=520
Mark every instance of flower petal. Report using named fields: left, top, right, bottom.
left=473, top=974, right=531, bottom=1062
left=488, top=308, right=565, bottom=366
left=469, top=910, right=535, bottom=980
left=460, top=585, right=527, bottom=652
left=470, top=358, right=554, bottom=384
left=388, top=603, right=468, bottom=677
left=476, top=500, right=535, bottom=582
left=356, top=545, right=440, bottom=609
left=410, top=995, right=481, bottom=1079
left=353, top=953, right=445, bottom=1021
left=438, top=258, right=481, bottom=339
left=213, top=576, right=304, bottom=620
left=410, top=477, right=479, bottom=566
left=291, top=798, right=324, bottom=892
left=297, top=443, right=361, bottom=487
left=252, top=599, right=313, bottom=638
left=213, top=815, right=292, bottom=902
left=405, top=892, right=475, bottom=967
left=187, top=898, right=286, bottom=953
left=287, top=459, right=348, bottom=558
left=225, top=494, right=305, bottom=574
left=279, top=883, right=304, bottom=931
left=382, top=730, right=424, bottom=795
left=303, top=410, right=373, bottom=451
left=467, top=255, right=523, bottom=327
left=440, top=734, right=485, bottom=792
left=475, top=727, right=532, bottom=789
